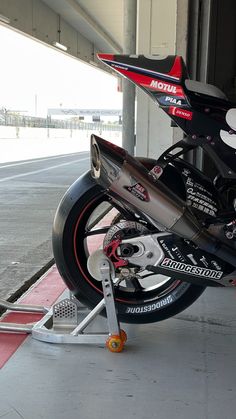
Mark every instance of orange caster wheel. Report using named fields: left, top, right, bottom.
left=120, top=329, right=127, bottom=343
left=106, top=335, right=124, bottom=353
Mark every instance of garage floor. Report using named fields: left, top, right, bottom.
left=0, top=268, right=236, bottom=419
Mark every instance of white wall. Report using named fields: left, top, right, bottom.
left=136, top=0, right=187, bottom=158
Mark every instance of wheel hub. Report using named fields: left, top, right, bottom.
left=103, top=221, right=149, bottom=274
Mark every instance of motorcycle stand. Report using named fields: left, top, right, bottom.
left=0, top=258, right=127, bottom=353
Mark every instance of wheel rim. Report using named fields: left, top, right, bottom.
left=73, top=192, right=185, bottom=305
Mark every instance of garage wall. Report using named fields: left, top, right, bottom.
left=208, top=0, right=236, bottom=101
left=136, top=0, right=188, bottom=158
left=0, top=0, right=94, bottom=63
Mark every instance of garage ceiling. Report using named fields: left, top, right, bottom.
left=42, top=0, right=123, bottom=53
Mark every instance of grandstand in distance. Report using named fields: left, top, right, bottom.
left=0, top=108, right=122, bottom=130
left=47, top=108, right=122, bottom=117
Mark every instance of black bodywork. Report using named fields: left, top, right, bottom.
left=98, top=54, right=236, bottom=179
left=52, top=54, right=236, bottom=322
left=93, top=54, right=236, bottom=285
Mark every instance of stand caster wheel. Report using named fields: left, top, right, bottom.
left=120, top=329, right=127, bottom=343
left=106, top=335, right=125, bottom=353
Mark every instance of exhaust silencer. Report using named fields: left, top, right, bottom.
left=91, top=135, right=236, bottom=268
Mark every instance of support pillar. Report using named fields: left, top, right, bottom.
left=122, top=0, right=137, bottom=155
left=188, top=0, right=212, bottom=170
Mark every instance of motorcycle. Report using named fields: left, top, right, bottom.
left=52, top=53, right=236, bottom=325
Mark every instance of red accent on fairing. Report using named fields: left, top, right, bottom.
left=168, top=106, right=193, bottom=120
left=114, top=66, right=185, bottom=98
left=97, top=53, right=115, bottom=62
left=168, top=56, right=182, bottom=79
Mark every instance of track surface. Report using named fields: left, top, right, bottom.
left=0, top=152, right=89, bottom=300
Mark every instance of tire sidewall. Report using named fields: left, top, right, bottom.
left=53, top=173, right=205, bottom=324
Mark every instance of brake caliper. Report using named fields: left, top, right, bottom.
left=103, top=238, right=128, bottom=269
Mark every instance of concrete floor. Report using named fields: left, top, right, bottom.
left=0, top=285, right=236, bottom=419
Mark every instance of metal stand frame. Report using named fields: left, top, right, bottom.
left=0, top=259, right=127, bottom=352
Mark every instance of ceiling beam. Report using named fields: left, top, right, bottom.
left=66, top=0, right=122, bottom=53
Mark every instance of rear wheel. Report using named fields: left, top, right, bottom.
left=53, top=172, right=205, bottom=324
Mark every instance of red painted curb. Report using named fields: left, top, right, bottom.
left=0, top=266, right=66, bottom=369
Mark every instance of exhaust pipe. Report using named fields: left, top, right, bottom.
left=91, top=135, right=236, bottom=268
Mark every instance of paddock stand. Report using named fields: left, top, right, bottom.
left=0, top=256, right=127, bottom=353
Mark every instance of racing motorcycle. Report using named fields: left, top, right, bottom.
left=52, top=53, right=236, bottom=325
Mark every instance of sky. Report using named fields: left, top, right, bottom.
left=0, top=23, right=122, bottom=117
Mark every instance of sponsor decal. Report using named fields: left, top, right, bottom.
left=182, top=168, right=191, bottom=177
left=126, top=295, right=173, bottom=314
left=159, top=240, right=174, bottom=259
left=150, top=80, right=179, bottom=94
left=124, top=182, right=149, bottom=202
left=186, top=187, right=217, bottom=215
left=168, top=106, right=193, bottom=120
left=112, top=63, right=128, bottom=71
left=164, top=96, right=182, bottom=106
left=158, top=96, right=187, bottom=107
left=183, top=173, right=218, bottom=217
left=171, top=245, right=186, bottom=262
left=150, top=165, right=163, bottom=180
left=161, top=258, right=223, bottom=279
left=200, top=256, right=209, bottom=267
left=187, top=253, right=198, bottom=266
left=211, top=260, right=222, bottom=271
left=108, top=65, right=185, bottom=98
left=159, top=240, right=186, bottom=262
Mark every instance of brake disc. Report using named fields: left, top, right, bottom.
left=103, top=221, right=148, bottom=247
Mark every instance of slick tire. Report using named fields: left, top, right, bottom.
left=53, top=171, right=205, bottom=324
